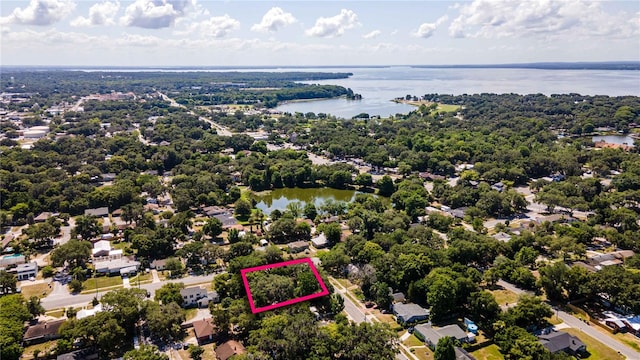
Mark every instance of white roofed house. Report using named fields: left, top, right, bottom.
left=92, top=240, right=111, bottom=257
left=15, top=262, right=38, bottom=281
left=180, top=286, right=207, bottom=307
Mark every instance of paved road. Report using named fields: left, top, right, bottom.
left=156, top=91, right=233, bottom=137
left=41, top=273, right=219, bottom=310
left=330, top=278, right=412, bottom=360
left=498, top=280, right=639, bottom=359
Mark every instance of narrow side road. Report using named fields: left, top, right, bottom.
left=330, top=278, right=414, bottom=360
left=498, top=280, right=638, bottom=359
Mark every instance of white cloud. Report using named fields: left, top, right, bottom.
left=1, top=28, right=109, bottom=46
left=121, top=0, right=193, bottom=29
left=251, top=7, right=296, bottom=33
left=1, top=0, right=75, bottom=26
left=176, top=15, right=240, bottom=38
left=449, top=0, right=639, bottom=39
left=305, top=9, right=359, bottom=38
left=362, top=30, right=381, bottom=39
left=71, top=0, right=120, bottom=27
left=116, top=32, right=162, bottom=47
left=414, top=15, right=448, bottom=38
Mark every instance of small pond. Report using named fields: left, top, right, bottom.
left=592, top=135, right=635, bottom=146
left=255, top=187, right=359, bottom=215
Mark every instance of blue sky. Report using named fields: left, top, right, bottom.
left=1, top=0, right=639, bottom=66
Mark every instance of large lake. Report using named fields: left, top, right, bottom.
left=276, top=67, right=640, bottom=118
left=255, top=187, right=358, bottom=215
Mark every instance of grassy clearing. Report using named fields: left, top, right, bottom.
left=409, top=346, right=434, bottom=360
left=81, top=276, right=123, bottom=292
left=563, top=328, right=623, bottom=359
left=403, top=334, right=424, bottom=347
left=45, top=308, right=66, bottom=318
left=436, top=104, right=461, bottom=112
left=489, top=289, right=519, bottom=306
left=336, top=278, right=352, bottom=289
left=614, top=332, right=640, bottom=352
left=470, top=344, right=504, bottom=360
left=185, top=308, right=199, bottom=321
left=128, top=273, right=152, bottom=285
left=178, top=344, right=217, bottom=360
left=374, top=312, right=398, bottom=325
left=21, top=282, right=53, bottom=299
left=547, top=314, right=563, bottom=325
left=22, top=340, right=58, bottom=359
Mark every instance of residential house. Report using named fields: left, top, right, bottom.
left=193, top=318, right=217, bottom=345
left=392, top=303, right=430, bottom=324
left=101, top=173, right=116, bottom=182
left=587, top=250, right=635, bottom=269
left=437, top=324, right=469, bottom=343
left=605, top=318, right=627, bottom=333
left=150, top=258, right=168, bottom=270
left=15, top=262, right=38, bottom=280
left=491, top=182, right=505, bottom=192
left=215, top=340, right=246, bottom=360
left=1, top=233, right=14, bottom=250
left=180, top=286, right=207, bottom=307
left=391, top=292, right=406, bottom=304
left=454, top=347, right=477, bottom=360
left=112, top=217, right=133, bottom=231
left=538, top=331, right=586, bottom=355
left=201, top=206, right=228, bottom=217
left=288, top=241, right=309, bottom=253
left=451, top=208, right=467, bottom=219
left=311, top=233, right=329, bottom=249
left=84, top=207, right=109, bottom=217
left=197, top=291, right=221, bottom=308
left=34, top=212, right=53, bottom=223
left=492, top=232, right=512, bottom=242
left=93, top=256, right=140, bottom=276
left=92, top=240, right=111, bottom=257
left=419, top=172, right=445, bottom=181
left=76, top=304, right=103, bottom=320
left=56, top=349, right=98, bottom=360
left=100, top=217, right=112, bottom=234
left=23, top=319, right=65, bottom=345
left=414, top=324, right=469, bottom=349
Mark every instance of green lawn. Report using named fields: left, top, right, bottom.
left=489, top=289, right=519, bottom=306
left=336, top=278, right=352, bottom=289
left=403, top=334, right=424, bottom=347
left=22, top=340, right=57, bottom=359
left=614, top=332, right=640, bottom=352
left=185, top=308, right=199, bottom=321
left=547, top=314, right=563, bottom=325
left=82, top=275, right=123, bottom=293
left=45, top=309, right=66, bottom=318
left=470, top=344, right=504, bottom=360
left=563, top=328, right=624, bottom=360
left=436, top=104, right=461, bottom=112
left=409, top=346, right=434, bottom=360
left=20, top=282, right=53, bottom=299
left=128, top=273, right=152, bottom=285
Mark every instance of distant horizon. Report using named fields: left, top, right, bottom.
left=2, top=60, right=640, bottom=70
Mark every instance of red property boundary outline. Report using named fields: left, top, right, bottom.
left=240, top=257, right=330, bottom=314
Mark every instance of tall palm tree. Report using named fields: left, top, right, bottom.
left=286, top=201, right=302, bottom=219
